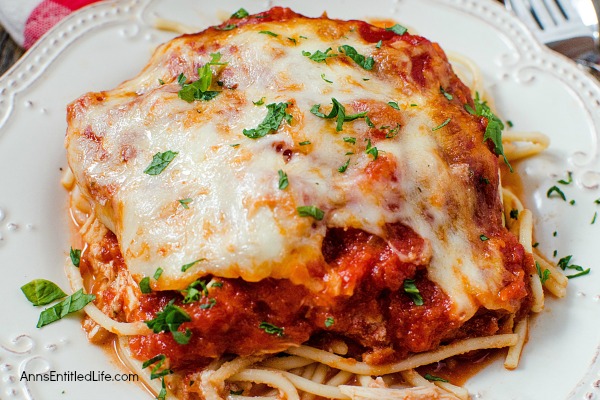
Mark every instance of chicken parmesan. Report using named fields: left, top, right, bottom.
left=63, top=7, right=560, bottom=400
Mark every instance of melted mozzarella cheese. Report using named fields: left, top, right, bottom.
left=66, top=13, right=513, bottom=323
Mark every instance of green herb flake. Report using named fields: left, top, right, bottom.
left=388, top=101, right=400, bottom=110
left=182, top=280, right=207, bottom=304
left=142, top=354, right=172, bottom=380
left=178, top=53, right=225, bottom=103
left=507, top=120, right=514, bottom=128
left=158, top=78, right=165, bottom=85
left=299, top=35, right=308, bottom=39
left=70, top=247, right=81, bottom=267
left=181, top=259, right=205, bottom=272
left=288, top=37, right=297, bottom=45
left=302, top=48, right=337, bottom=63
left=144, top=151, right=178, bottom=175
left=558, top=171, right=573, bottom=185
left=385, top=24, right=408, bottom=35
left=365, top=139, right=378, bottom=160
left=338, top=45, right=374, bottom=70
left=432, top=118, right=451, bottom=131
left=215, top=24, right=237, bottom=31
left=343, top=137, right=357, bottom=144
left=158, top=377, right=167, bottom=400
left=365, top=116, right=375, bottom=128
left=424, top=374, right=449, bottom=383
left=592, top=211, right=597, bottom=225
left=299, top=140, right=311, bottom=146
left=547, top=186, right=566, bottom=201
left=211, top=281, right=223, bottom=288
left=570, top=199, right=576, bottom=205
left=253, top=97, right=266, bottom=106
left=466, top=93, right=512, bottom=171
left=278, top=169, right=289, bottom=190
left=21, top=279, right=67, bottom=306
left=338, top=158, right=351, bottom=173
left=403, top=279, right=423, bottom=306
left=297, top=205, right=325, bottom=221
left=230, top=8, right=249, bottom=19
left=139, top=277, right=152, bottom=294
left=200, top=298, right=217, bottom=310
left=321, top=73, right=333, bottom=84
left=178, top=198, right=193, bottom=209
left=567, top=269, right=591, bottom=279
left=243, top=102, right=292, bottom=139
left=310, top=98, right=366, bottom=131
left=230, top=389, right=244, bottom=395
left=532, top=242, right=539, bottom=248
left=145, top=299, right=192, bottom=345
left=410, top=103, right=418, bottom=107
left=440, top=86, right=453, bottom=101
left=154, top=268, right=164, bottom=280
left=36, top=289, right=95, bottom=328
left=510, top=209, right=519, bottom=220
left=259, top=321, right=284, bottom=336
left=480, top=234, right=489, bottom=241
left=177, top=73, right=186, bottom=86
left=325, top=316, right=335, bottom=328
left=376, top=40, right=382, bottom=49
left=259, top=30, right=278, bottom=37
left=535, top=261, right=551, bottom=284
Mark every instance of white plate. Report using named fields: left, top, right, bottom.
left=1, top=0, right=599, bottom=399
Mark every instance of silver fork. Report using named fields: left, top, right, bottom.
left=506, top=0, right=600, bottom=76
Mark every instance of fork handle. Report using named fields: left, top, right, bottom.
left=576, top=51, right=600, bottom=80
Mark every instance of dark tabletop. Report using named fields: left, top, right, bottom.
left=0, top=26, right=24, bottom=76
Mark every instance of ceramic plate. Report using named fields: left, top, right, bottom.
left=1, top=0, right=599, bottom=399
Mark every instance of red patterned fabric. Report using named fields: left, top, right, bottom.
left=23, top=0, right=100, bottom=48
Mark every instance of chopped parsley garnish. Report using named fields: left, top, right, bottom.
left=343, top=137, right=357, bottom=144
left=365, top=139, right=378, bottom=160
left=535, top=261, right=551, bottom=284
left=144, top=151, right=178, bottom=175
left=177, top=73, right=186, bottom=86
left=288, top=37, right=297, bottom=45
left=302, top=47, right=337, bottom=63
left=388, top=101, right=400, bottom=110
left=231, top=390, right=244, bottom=395
left=325, top=316, right=335, bottom=327
left=376, top=40, right=382, bottom=49
left=510, top=209, right=519, bottom=220
left=479, top=234, right=489, bottom=241
left=215, top=24, right=237, bottom=31
left=553, top=231, right=557, bottom=237
left=143, top=354, right=172, bottom=383
left=365, top=116, right=375, bottom=127
left=259, top=321, right=284, bottom=336
left=145, top=299, right=192, bottom=345
left=403, top=279, right=423, bottom=306
left=21, top=279, right=67, bottom=306
left=558, top=171, right=573, bottom=185
left=546, top=186, right=566, bottom=201
left=569, top=199, right=576, bottom=205
left=158, top=78, right=165, bottom=85
left=557, top=255, right=591, bottom=279
left=595, top=198, right=600, bottom=204
left=178, top=53, right=225, bottom=102
left=70, top=247, right=81, bottom=267
left=230, top=8, right=249, bottom=19
left=310, top=98, right=367, bottom=131
left=432, top=118, right=451, bottom=131
left=182, top=280, right=208, bottom=304
left=36, top=289, right=95, bottom=328
left=299, top=140, right=311, bottom=145
left=384, top=124, right=401, bottom=139
left=181, top=259, right=205, bottom=272
left=178, top=198, right=193, bottom=209
left=440, top=86, right=453, bottom=101
left=385, top=24, right=408, bottom=35
left=158, top=378, right=167, bottom=400
left=424, top=374, right=449, bottom=383
left=466, top=92, right=512, bottom=172
left=253, top=97, right=266, bottom=106
left=507, top=120, right=514, bottom=128
left=592, top=211, right=597, bottom=225
left=243, top=102, right=292, bottom=139
left=338, top=45, right=374, bottom=70
left=410, top=103, right=418, bottom=107
left=154, top=268, right=163, bottom=280
left=139, top=277, right=152, bottom=294
left=200, top=298, right=217, bottom=309
left=338, top=158, right=351, bottom=173
left=533, top=242, right=539, bottom=248
left=321, top=73, right=333, bottom=83
left=259, top=30, right=278, bottom=37
left=278, top=169, right=289, bottom=190
left=297, top=205, right=325, bottom=221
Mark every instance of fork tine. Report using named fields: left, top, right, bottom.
left=529, top=0, right=557, bottom=28
left=552, top=0, right=578, bottom=19
left=543, top=0, right=568, bottom=22
left=508, top=0, right=543, bottom=31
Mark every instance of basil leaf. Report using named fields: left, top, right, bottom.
left=21, top=279, right=67, bottom=306
left=230, top=8, right=249, bottom=19
left=297, top=205, right=325, bottom=221
left=479, top=234, right=489, bottom=241
left=338, top=158, right=350, bottom=173
left=37, top=289, right=95, bottom=328
left=403, top=279, right=423, bottom=306
left=365, top=139, right=378, bottom=160
left=70, top=247, right=81, bottom=267
left=302, top=48, right=337, bottom=63
left=243, top=102, right=292, bottom=139
left=178, top=198, right=193, bottom=209
left=144, top=151, right=178, bottom=175
left=310, top=98, right=366, bottom=131
left=388, top=101, right=400, bottom=110
left=535, top=261, right=551, bottom=284
left=278, top=170, right=289, bottom=190
left=139, top=277, right=152, bottom=294
left=338, top=45, right=374, bottom=70
left=547, top=186, right=566, bottom=201
left=259, top=321, right=284, bottom=336
left=385, top=24, right=408, bottom=35
left=432, top=118, right=451, bottom=131
left=154, top=268, right=164, bottom=280
left=325, top=316, right=335, bottom=327
left=145, top=299, right=192, bottom=344
left=440, top=86, right=453, bottom=101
